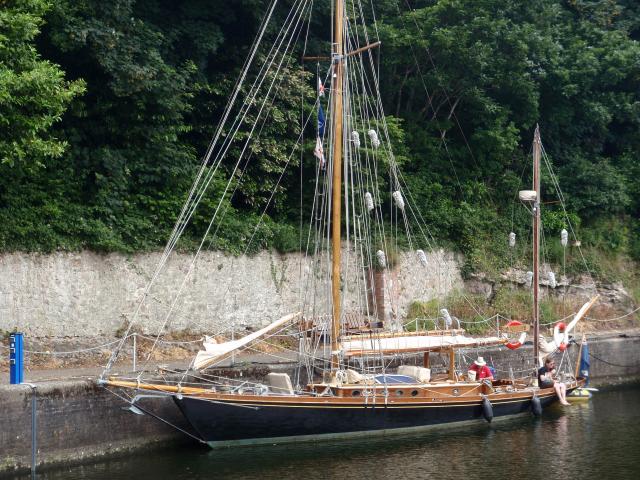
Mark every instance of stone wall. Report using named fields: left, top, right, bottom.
left=586, top=331, right=640, bottom=385
left=0, top=249, right=463, bottom=338
left=464, top=268, right=636, bottom=312
left=0, top=380, right=189, bottom=473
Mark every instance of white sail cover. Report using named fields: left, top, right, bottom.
left=342, top=333, right=505, bottom=356
left=566, top=295, right=599, bottom=332
left=194, top=312, right=301, bottom=370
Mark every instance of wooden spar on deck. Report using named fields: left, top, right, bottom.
left=106, top=379, right=211, bottom=396
left=330, top=0, right=345, bottom=370
left=532, top=125, right=541, bottom=367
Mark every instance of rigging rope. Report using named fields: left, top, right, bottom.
left=588, top=351, right=640, bottom=369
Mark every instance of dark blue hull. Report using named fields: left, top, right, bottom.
left=174, top=392, right=561, bottom=446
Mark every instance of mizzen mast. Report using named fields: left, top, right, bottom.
left=532, top=125, right=542, bottom=366
left=330, top=0, right=345, bottom=370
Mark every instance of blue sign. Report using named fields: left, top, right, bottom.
left=9, top=333, right=24, bottom=385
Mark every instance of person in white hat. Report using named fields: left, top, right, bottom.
left=468, top=356, right=494, bottom=381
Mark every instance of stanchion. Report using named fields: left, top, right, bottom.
left=132, top=333, right=137, bottom=372
left=22, top=383, right=38, bottom=479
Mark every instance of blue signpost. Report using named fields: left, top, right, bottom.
left=9, top=332, right=24, bottom=384
left=8, top=333, right=36, bottom=476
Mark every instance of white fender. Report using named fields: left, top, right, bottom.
left=539, top=335, right=556, bottom=354
left=553, top=323, right=569, bottom=351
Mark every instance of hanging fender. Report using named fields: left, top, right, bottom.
left=553, top=322, right=569, bottom=351
left=531, top=395, right=542, bottom=416
left=504, top=321, right=527, bottom=350
left=539, top=335, right=556, bottom=354
left=482, top=397, right=493, bottom=423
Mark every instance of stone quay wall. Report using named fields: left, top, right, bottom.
left=0, top=250, right=463, bottom=338
left=0, top=380, right=189, bottom=474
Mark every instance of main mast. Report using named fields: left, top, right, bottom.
left=532, top=125, right=541, bottom=366
left=330, top=0, right=345, bottom=370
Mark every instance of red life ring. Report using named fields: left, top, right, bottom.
left=504, top=321, right=526, bottom=350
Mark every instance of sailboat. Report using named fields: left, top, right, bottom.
left=101, top=1, right=595, bottom=447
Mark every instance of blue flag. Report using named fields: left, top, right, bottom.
left=579, top=340, right=590, bottom=385
left=318, top=103, right=326, bottom=138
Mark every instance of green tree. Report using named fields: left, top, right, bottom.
left=1, top=0, right=639, bottom=264
left=41, top=0, right=199, bottom=250
left=374, top=0, right=640, bottom=265
left=0, top=0, right=84, bottom=167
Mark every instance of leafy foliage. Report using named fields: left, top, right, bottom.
left=0, top=0, right=638, bottom=272
left=0, top=0, right=84, bottom=167
left=376, top=0, right=640, bottom=269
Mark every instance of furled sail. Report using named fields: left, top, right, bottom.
left=566, top=295, right=599, bottom=332
left=342, top=333, right=505, bottom=357
left=194, top=312, right=301, bottom=370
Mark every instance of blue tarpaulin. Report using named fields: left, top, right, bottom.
left=579, top=340, right=590, bottom=385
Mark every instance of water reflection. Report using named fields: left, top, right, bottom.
left=5, top=387, right=640, bottom=480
